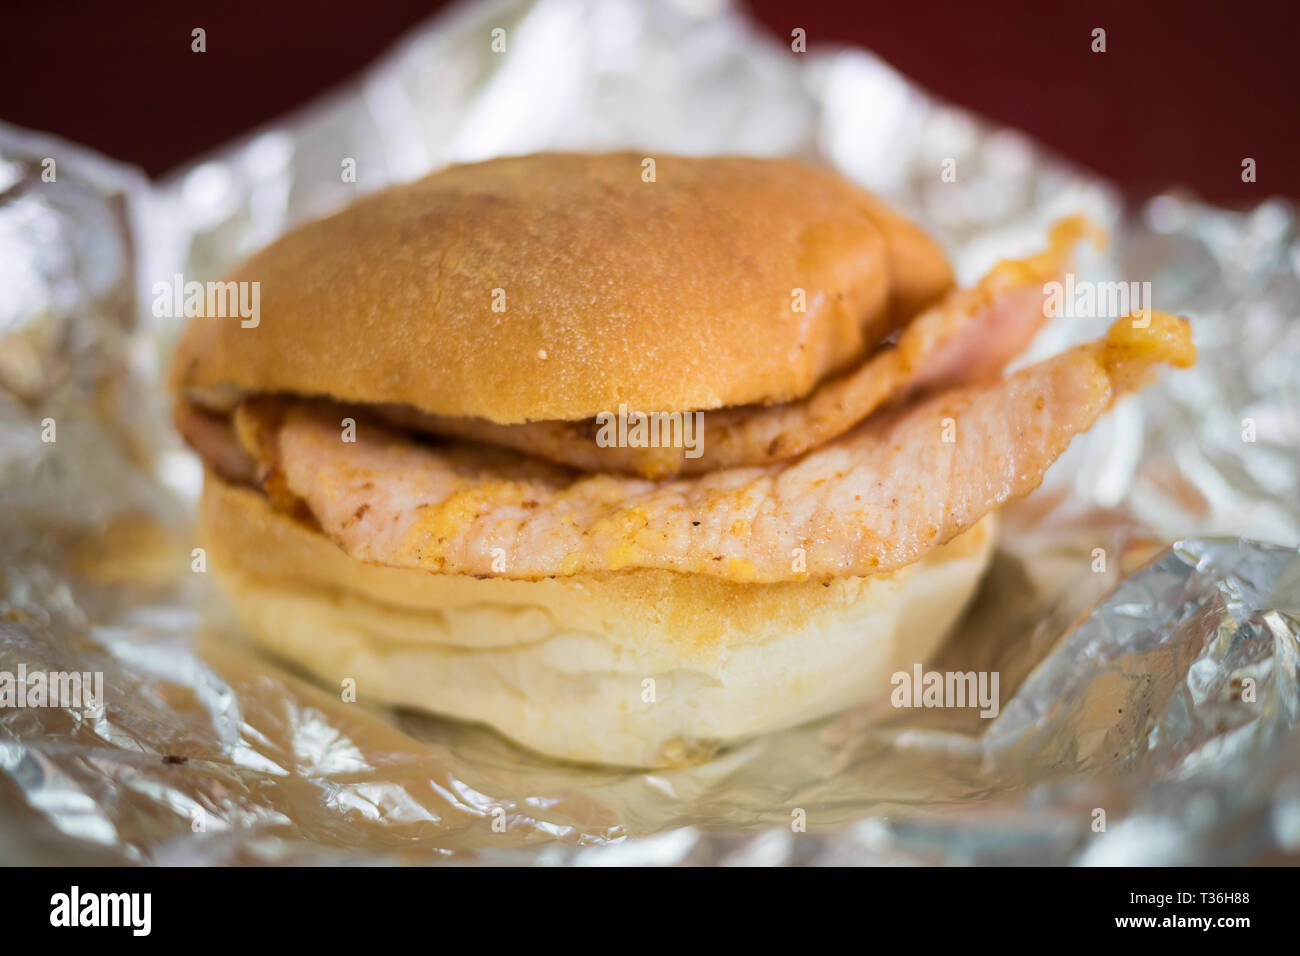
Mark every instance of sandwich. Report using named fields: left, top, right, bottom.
left=169, top=152, right=1195, bottom=767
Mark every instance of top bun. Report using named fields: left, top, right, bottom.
left=171, top=152, right=953, bottom=423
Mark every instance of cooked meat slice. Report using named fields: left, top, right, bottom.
left=173, top=401, right=257, bottom=485
left=370, top=217, right=1095, bottom=478
left=234, top=311, right=1193, bottom=583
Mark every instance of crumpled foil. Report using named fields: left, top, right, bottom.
left=2, top=0, right=1298, bottom=865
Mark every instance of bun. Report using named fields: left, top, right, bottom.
left=201, top=475, right=994, bottom=767
left=172, top=153, right=953, bottom=423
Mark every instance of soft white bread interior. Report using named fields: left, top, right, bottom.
left=202, top=475, right=995, bottom=767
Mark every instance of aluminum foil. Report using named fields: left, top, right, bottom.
left=2, top=0, right=1299, bottom=865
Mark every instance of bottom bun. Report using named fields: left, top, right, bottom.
left=201, top=475, right=996, bottom=767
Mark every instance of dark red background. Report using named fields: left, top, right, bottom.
left=2, top=0, right=1296, bottom=204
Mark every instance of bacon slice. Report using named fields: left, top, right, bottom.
left=233, top=312, right=1193, bottom=584
left=372, top=217, right=1097, bottom=478
left=173, top=402, right=256, bottom=486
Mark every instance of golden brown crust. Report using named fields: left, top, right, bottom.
left=171, top=152, right=953, bottom=423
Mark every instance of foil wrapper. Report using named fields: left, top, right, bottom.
left=2, top=0, right=1298, bottom=865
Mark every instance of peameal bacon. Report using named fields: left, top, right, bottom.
left=231, top=312, right=1194, bottom=584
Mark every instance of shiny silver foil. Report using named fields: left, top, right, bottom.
left=2, top=0, right=1298, bottom=865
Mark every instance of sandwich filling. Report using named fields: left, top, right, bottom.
left=175, top=220, right=1194, bottom=585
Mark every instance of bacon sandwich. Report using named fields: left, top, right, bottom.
left=170, top=153, right=1194, bottom=767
